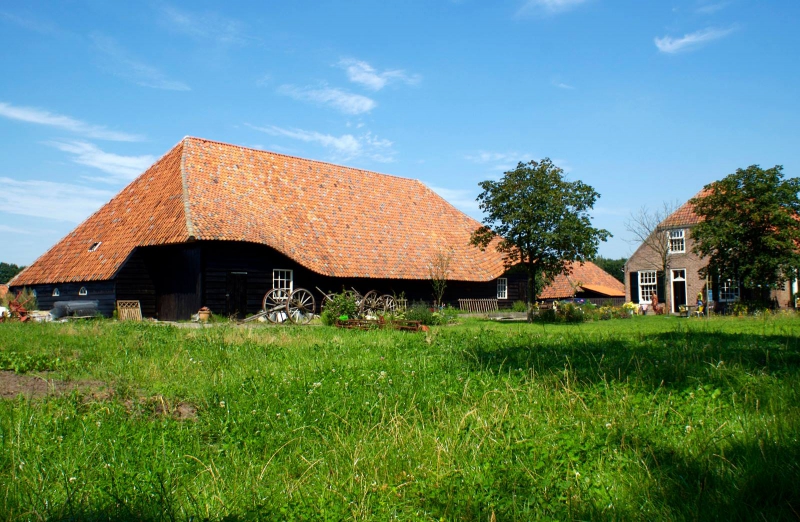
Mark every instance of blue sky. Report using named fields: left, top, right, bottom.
left=1, top=0, right=798, bottom=266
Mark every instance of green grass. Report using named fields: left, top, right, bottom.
left=1, top=315, right=799, bottom=520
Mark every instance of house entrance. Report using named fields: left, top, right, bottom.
left=671, top=269, right=687, bottom=314
left=226, top=272, right=248, bottom=319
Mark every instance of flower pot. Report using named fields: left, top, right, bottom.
left=198, top=310, right=211, bottom=322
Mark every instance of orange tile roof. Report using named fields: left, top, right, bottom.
left=0, top=284, right=7, bottom=300
left=660, top=189, right=710, bottom=228
left=12, top=137, right=507, bottom=286
left=539, top=261, right=625, bottom=299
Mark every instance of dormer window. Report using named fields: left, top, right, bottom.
left=52, top=288, right=60, bottom=297
left=79, top=287, right=88, bottom=296
left=88, top=242, right=102, bottom=252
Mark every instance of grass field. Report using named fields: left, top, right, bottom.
left=1, top=315, right=799, bottom=521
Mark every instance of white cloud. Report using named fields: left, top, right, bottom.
left=465, top=151, right=529, bottom=172
left=46, top=141, right=155, bottom=182
left=554, top=81, right=575, bottom=90
left=337, top=58, right=421, bottom=91
left=0, top=178, right=113, bottom=222
left=427, top=186, right=481, bottom=216
left=0, top=102, right=143, bottom=142
left=246, top=124, right=394, bottom=162
left=91, top=33, right=190, bottom=91
left=696, top=2, right=727, bottom=14
left=160, top=6, right=249, bottom=45
left=517, top=0, right=589, bottom=16
left=0, top=224, right=34, bottom=235
left=654, top=27, right=735, bottom=54
left=0, top=11, right=59, bottom=34
left=278, top=84, right=376, bottom=115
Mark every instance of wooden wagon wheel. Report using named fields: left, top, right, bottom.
left=381, top=295, right=396, bottom=313
left=360, top=290, right=381, bottom=318
left=262, top=288, right=289, bottom=323
left=287, top=288, right=316, bottom=325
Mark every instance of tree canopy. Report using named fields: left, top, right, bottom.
left=0, top=262, right=25, bottom=284
left=471, top=159, right=610, bottom=312
left=593, top=257, right=627, bottom=284
left=690, top=164, right=800, bottom=299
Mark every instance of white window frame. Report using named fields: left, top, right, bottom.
left=497, top=278, right=508, bottom=300
left=272, top=269, right=293, bottom=293
left=719, top=280, right=739, bottom=302
left=52, top=288, right=60, bottom=297
left=79, top=287, right=88, bottom=296
left=638, top=270, right=657, bottom=304
left=668, top=229, right=685, bottom=254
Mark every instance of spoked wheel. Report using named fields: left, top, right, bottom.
left=262, top=288, right=290, bottom=323
left=360, top=290, right=381, bottom=318
left=287, top=288, right=316, bottom=325
left=381, top=295, right=396, bottom=313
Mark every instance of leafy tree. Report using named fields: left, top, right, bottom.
left=471, top=159, right=611, bottom=319
left=0, top=262, right=25, bottom=284
left=593, top=256, right=627, bottom=283
left=690, top=164, right=800, bottom=301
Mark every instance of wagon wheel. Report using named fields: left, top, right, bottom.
left=360, top=290, right=381, bottom=318
left=287, top=288, right=316, bottom=325
left=381, top=295, right=396, bottom=313
left=262, top=288, right=289, bottom=323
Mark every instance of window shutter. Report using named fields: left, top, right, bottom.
left=657, top=271, right=666, bottom=302
left=630, top=272, right=639, bottom=303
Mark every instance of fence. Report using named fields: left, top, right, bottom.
left=458, top=298, right=499, bottom=313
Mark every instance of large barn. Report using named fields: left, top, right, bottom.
left=10, top=137, right=622, bottom=319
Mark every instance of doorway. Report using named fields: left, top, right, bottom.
left=226, top=272, right=248, bottom=319
left=671, top=269, right=687, bottom=314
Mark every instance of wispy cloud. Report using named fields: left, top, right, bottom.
left=696, top=2, right=727, bottom=14
left=277, top=84, right=376, bottom=115
left=465, top=151, right=529, bottom=172
left=427, top=186, right=481, bottom=215
left=0, top=178, right=113, bottom=222
left=654, top=26, right=735, bottom=54
left=336, top=58, right=421, bottom=91
left=0, top=224, right=34, bottom=235
left=91, top=33, right=190, bottom=91
left=46, top=141, right=155, bottom=182
left=517, top=0, right=589, bottom=16
left=0, top=10, right=59, bottom=34
left=0, top=102, right=143, bottom=142
left=160, top=5, right=249, bottom=45
left=246, top=124, right=394, bottom=162
left=553, top=81, right=575, bottom=90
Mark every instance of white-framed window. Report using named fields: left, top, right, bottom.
left=497, top=278, right=508, bottom=300
left=638, top=270, right=657, bottom=303
left=52, top=288, right=60, bottom=297
left=668, top=229, right=685, bottom=253
left=272, top=269, right=293, bottom=293
left=719, top=280, right=739, bottom=302
left=79, top=287, right=88, bottom=296
left=88, top=241, right=102, bottom=252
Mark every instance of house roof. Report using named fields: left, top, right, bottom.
left=660, top=189, right=710, bottom=228
left=539, top=261, right=625, bottom=299
left=11, top=137, right=507, bottom=286
left=0, top=284, right=7, bottom=300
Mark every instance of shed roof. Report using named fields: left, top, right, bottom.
left=11, top=137, right=507, bottom=286
left=539, top=261, right=625, bottom=299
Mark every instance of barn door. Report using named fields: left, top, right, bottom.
left=226, top=272, right=248, bottom=319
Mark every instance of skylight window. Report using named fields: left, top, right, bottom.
left=88, top=242, right=102, bottom=252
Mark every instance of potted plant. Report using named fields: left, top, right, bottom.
left=198, top=306, right=212, bottom=322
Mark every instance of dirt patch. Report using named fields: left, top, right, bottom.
left=0, top=371, right=197, bottom=420
left=0, top=370, right=107, bottom=400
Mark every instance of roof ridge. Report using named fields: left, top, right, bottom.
left=180, top=137, right=196, bottom=239
left=182, top=136, right=420, bottom=183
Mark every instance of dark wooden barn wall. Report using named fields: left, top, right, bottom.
left=115, top=248, right=157, bottom=318
left=18, top=281, right=116, bottom=317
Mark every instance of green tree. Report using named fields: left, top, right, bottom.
left=471, top=159, right=611, bottom=319
left=593, top=256, right=627, bottom=283
left=0, top=262, right=25, bottom=284
left=690, top=165, right=800, bottom=301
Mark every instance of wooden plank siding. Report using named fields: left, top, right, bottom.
left=17, top=281, right=116, bottom=317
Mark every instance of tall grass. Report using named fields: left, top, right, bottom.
left=1, top=316, right=799, bottom=520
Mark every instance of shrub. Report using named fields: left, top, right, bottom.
left=511, top=300, right=528, bottom=312
left=405, top=301, right=436, bottom=325
left=320, top=290, right=359, bottom=325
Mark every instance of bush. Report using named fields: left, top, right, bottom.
left=511, top=300, right=528, bottom=313
left=533, top=303, right=586, bottom=324
left=405, top=301, right=436, bottom=325
left=320, top=291, right=359, bottom=325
